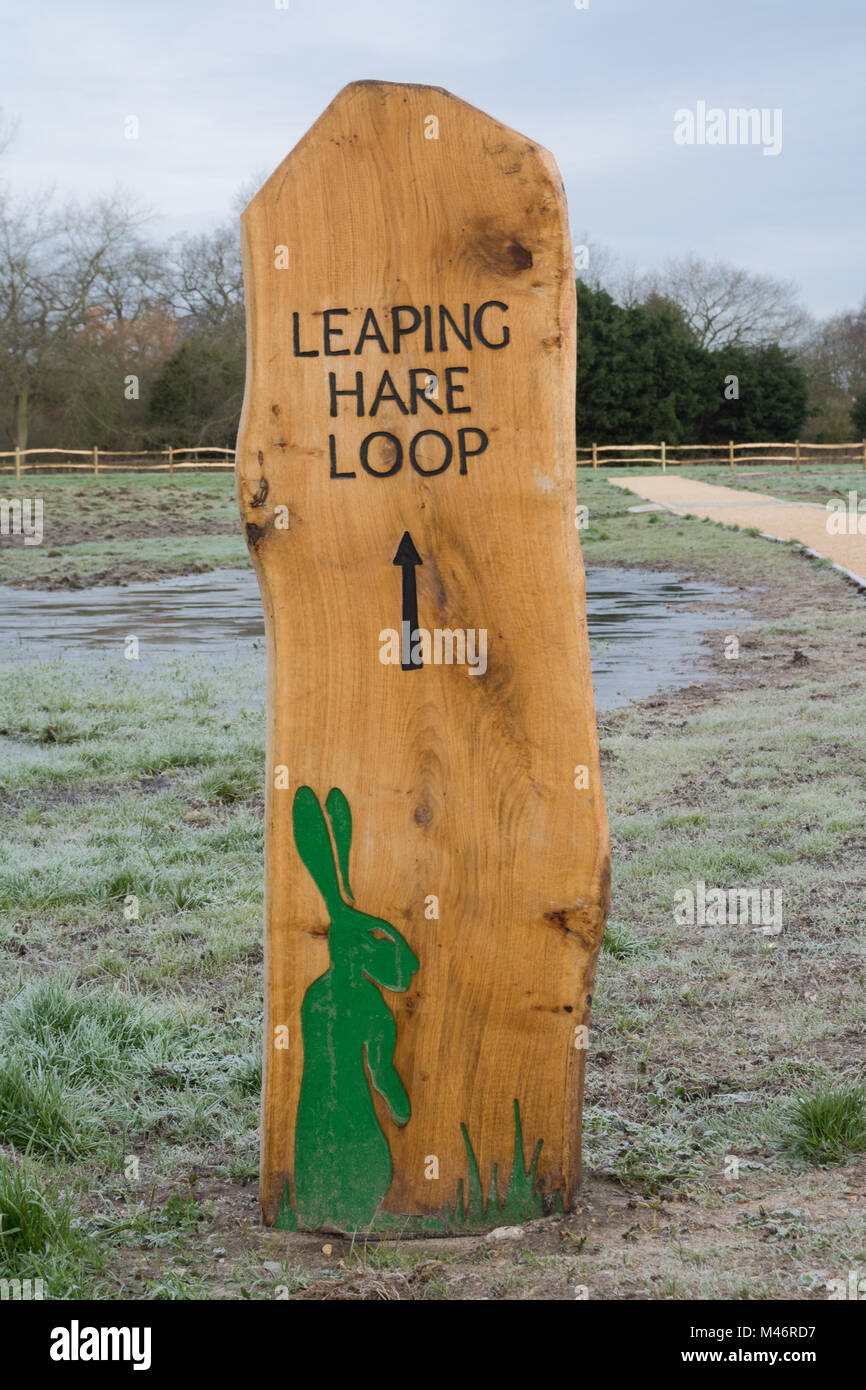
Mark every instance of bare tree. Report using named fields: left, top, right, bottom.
left=573, top=233, right=647, bottom=305
left=0, top=106, right=19, bottom=159
left=232, top=171, right=269, bottom=215
left=639, top=256, right=808, bottom=350
left=796, top=299, right=866, bottom=440
left=165, top=223, right=244, bottom=331
left=0, top=188, right=163, bottom=448
left=0, top=188, right=62, bottom=449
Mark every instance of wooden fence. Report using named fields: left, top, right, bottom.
left=0, top=447, right=235, bottom=478
left=2, top=440, right=865, bottom=477
left=578, top=440, right=866, bottom=471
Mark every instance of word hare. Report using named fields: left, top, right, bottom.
left=292, top=786, right=419, bottom=1229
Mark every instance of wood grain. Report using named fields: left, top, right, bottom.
left=236, top=80, right=610, bottom=1228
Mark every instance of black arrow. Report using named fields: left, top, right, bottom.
left=392, top=530, right=423, bottom=670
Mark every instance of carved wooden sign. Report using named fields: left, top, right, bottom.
left=236, top=81, right=609, bottom=1233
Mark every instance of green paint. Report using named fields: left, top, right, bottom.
left=281, top=787, right=555, bottom=1235
left=275, top=1181, right=297, bottom=1230
left=449, top=1100, right=554, bottom=1229
left=460, top=1120, right=486, bottom=1223
left=499, top=1099, right=545, bottom=1223
left=291, top=786, right=419, bottom=1231
left=324, top=787, right=353, bottom=901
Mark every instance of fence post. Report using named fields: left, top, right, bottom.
left=795, top=439, right=800, bottom=472
left=92, top=446, right=99, bottom=477
left=862, top=439, right=865, bottom=473
left=592, top=441, right=597, bottom=471
left=14, top=446, right=20, bottom=480
left=729, top=439, right=734, bottom=472
left=168, top=447, right=174, bottom=478
left=660, top=440, right=666, bottom=471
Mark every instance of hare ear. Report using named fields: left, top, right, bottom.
left=293, top=786, right=343, bottom=912
left=325, top=787, right=353, bottom=901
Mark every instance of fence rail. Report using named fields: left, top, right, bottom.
left=578, top=440, right=866, bottom=471
left=0, top=447, right=235, bottom=478
left=3, top=440, right=865, bottom=477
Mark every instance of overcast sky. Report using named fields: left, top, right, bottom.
left=1, top=0, right=862, bottom=319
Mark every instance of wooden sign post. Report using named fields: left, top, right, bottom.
left=237, top=81, right=609, bottom=1233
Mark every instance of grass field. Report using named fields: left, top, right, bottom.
left=0, top=466, right=864, bottom=1299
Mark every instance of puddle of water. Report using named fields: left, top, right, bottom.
left=0, top=566, right=739, bottom=711
left=586, top=566, right=738, bottom=708
left=0, top=570, right=264, bottom=654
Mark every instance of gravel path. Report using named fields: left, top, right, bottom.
left=609, top=475, right=866, bottom=584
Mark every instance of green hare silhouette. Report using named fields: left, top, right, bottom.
left=292, top=786, right=419, bottom=1230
